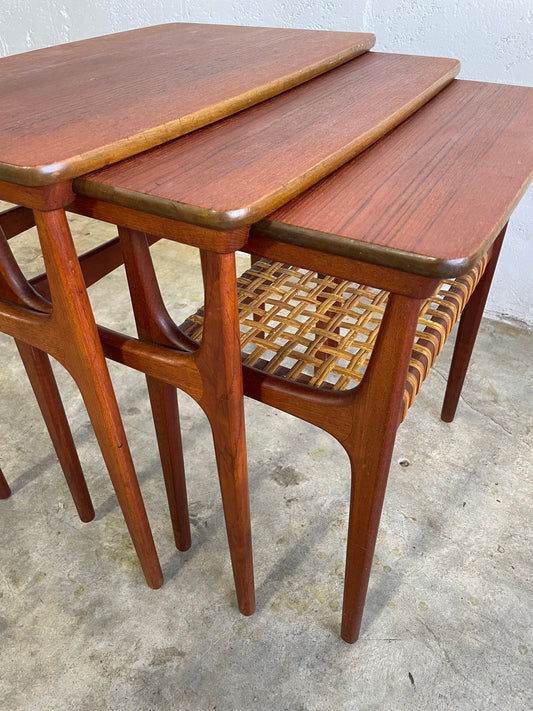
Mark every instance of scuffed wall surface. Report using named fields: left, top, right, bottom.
left=365, top=0, right=532, bottom=85
left=1, top=0, right=531, bottom=324
left=180, top=1, right=368, bottom=31
left=0, top=1, right=182, bottom=54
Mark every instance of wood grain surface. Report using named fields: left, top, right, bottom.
left=75, top=53, right=459, bottom=230
left=0, top=23, right=374, bottom=186
left=251, top=80, right=533, bottom=278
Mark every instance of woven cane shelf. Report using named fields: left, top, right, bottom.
left=182, top=255, right=488, bottom=420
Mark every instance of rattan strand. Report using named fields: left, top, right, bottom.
left=182, top=254, right=488, bottom=420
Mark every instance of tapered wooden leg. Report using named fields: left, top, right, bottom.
left=208, top=408, right=254, bottom=615
left=341, top=293, right=422, bottom=642
left=441, top=226, right=507, bottom=423
left=116, top=227, right=254, bottom=612
left=72, top=371, right=163, bottom=587
left=16, top=340, right=95, bottom=522
left=146, top=376, right=191, bottom=551
left=116, top=228, right=191, bottom=552
left=0, top=467, right=10, bottom=499
left=32, top=209, right=163, bottom=589
left=199, top=250, right=255, bottom=615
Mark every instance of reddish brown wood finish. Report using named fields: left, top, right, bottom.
left=0, top=179, right=74, bottom=211
left=243, top=234, right=439, bottom=298
left=341, top=293, right=424, bottom=642
left=441, top=226, right=507, bottom=422
left=0, top=205, right=35, bottom=239
left=0, top=207, right=93, bottom=520
left=251, top=81, right=533, bottom=278
left=20, top=209, right=255, bottom=610
left=31, top=233, right=161, bottom=300
left=0, top=205, right=128, bottom=522
left=114, top=227, right=254, bottom=614
left=1, top=21, right=363, bottom=591
left=0, top=24, right=374, bottom=186
left=116, top=229, right=191, bottom=553
left=76, top=53, right=459, bottom=230
left=144, top=378, right=190, bottom=552
left=232, top=83, right=533, bottom=641
left=227, top=282, right=433, bottom=642
left=2, top=33, right=531, bottom=644
left=69, top=196, right=250, bottom=254
left=15, top=341, right=95, bottom=522
left=68, top=75, right=531, bottom=641
left=217, top=241, right=508, bottom=644
left=198, top=249, right=254, bottom=615
left=0, top=199, right=162, bottom=589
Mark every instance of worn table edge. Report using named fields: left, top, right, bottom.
left=0, top=35, right=375, bottom=188
left=72, top=61, right=459, bottom=232
left=249, top=183, right=531, bottom=280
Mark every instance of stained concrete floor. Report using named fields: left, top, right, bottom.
left=0, top=211, right=532, bottom=710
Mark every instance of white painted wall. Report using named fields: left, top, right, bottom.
left=1, top=0, right=532, bottom=325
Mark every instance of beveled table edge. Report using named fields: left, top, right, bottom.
left=249, top=178, right=532, bottom=280
left=0, top=34, right=375, bottom=188
left=73, top=59, right=459, bottom=231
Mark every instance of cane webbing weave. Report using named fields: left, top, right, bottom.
left=182, top=255, right=488, bottom=420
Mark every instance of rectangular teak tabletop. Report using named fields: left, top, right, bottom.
left=249, top=80, right=533, bottom=278
left=73, top=52, right=460, bottom=241
left=0, top=23, right=374, bottom=187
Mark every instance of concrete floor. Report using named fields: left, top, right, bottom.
left=0, top=212, right=531, bottom=710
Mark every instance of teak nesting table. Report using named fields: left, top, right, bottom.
left=1, top=23, right=532, bottom=642
left=0, top=23, right=375, bottom=594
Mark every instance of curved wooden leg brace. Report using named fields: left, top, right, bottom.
left=116, top=228, right=191, bottom=552
left=0, top=209, right=94, bottom=520
left=241, top=291, right=422, bottom=639
left=0, top=213, right=93, bottom=519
